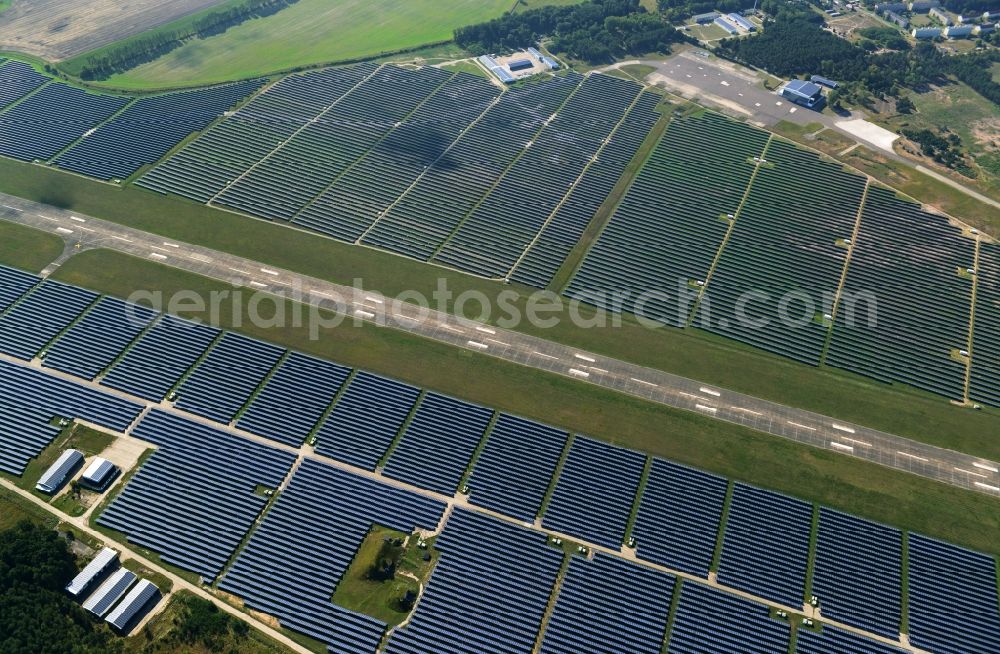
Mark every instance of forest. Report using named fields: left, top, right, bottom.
left=454, top=0, right=689, bottom=63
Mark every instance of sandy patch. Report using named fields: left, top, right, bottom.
left=835, top=119, right=899, bottom=153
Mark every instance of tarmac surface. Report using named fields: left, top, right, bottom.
left=1, top=192, right=997, bottom=500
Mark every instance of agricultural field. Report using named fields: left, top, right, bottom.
left=0, top=0, right=227, bottom=60
left=87, top=0, right=578, bottom=89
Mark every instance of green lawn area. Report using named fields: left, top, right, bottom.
left=49, top=249, right=1000, bottom=556
left=0, top=220, right=64, bottom=272
left=992, top=62, right=1000, bottom=83
left=79, top=0, right=574, bottom=89
left=0, top=486, right=57, bottom=530
left=2, top=152, right=998, bottom=461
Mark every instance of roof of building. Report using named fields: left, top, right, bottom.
left=81, top=457, right=117, bottom=485
left=693, top=11, right=721, bottom=20
left=508, top=59, right=533, bottom=71
left=945, top=24, right=976, bottom=35
left=540, top=56, right=560, bottom=70
left=784, top=80, right=823, bottom=99
left=727, top=13, right=756, bottom=30
left=714, top=16, right=739, bottom=33
left=66, top=547, right=118, bottom=597
left=106, top=579, right=160, bottom=631
left=527, top=47, right=542, bottom=58
left=36, top=449, right=83, bottom=493
left=83, top=568, right=136, bottom=617
left=912, top=26, right=943, bottom=36
left=810, top=75, right=839, bottom=88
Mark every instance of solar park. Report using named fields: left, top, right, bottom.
left=1, top=57, right=998, bottom=407
left=0, top=265, right=997, bottom=653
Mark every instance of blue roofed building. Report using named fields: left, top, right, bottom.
left=36, top=448, right=84, bottom=493
left=726, top=12, right=757, bottom=31
left=780, top=80, right=825, bottom=109
left=714, top=16, right=739, bottom=34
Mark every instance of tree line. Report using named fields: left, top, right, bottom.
left=70, top=0, right=299, bottom=80
left=454, top=0, right=690, bottom=64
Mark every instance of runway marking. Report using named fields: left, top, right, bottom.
left=111, top=235, right=133, bottom=243
left=310, top=290, right=340, bottom=300
left=954, top=467, right=988, bottom=478
left=485, top=338, right=508, bottom=346
left=1, top=205, right=22, bottom=212
left=974, top=482, right=1000, bottom=492
left=475, top=326, right=496, bottom=335
left=569, top=368, right=590, bottom=378
left=188, top=254, right=211, bottom=263
left=149, top=245, right=169, bottom=252
left=77, top=226, right=94, bottom=232
left=589, top=367, right=608, bottom=374
left=354, top=309, right=375, bottom=319
left=831, top=442, right=854, bottom=452
left=699, top=387, right=721, bottom=397
left=533, top=351, right=559, bottom=360
left=249, top=281, right=267, bottom=289
left=364, top=295, right=384, bottom=304
left=897, top=451, right=929, bottom=463
left=440, top=324, right=462, bottom=333
left=679, top=391, right=698, bottom=399
left=787, top=421, right=816, bottom=431
left=467, top=340, right=489, bottom=350
left=733, top=407, right=762, bottom=416
left=69, top=215, right=85, bottom=223
left=260, top=268, right=279, bottom=276
left=228, top=267, right=252, bottom=275
left=695, top=404, right=718, bottom=414
left=55, top=227, right=73, bottom=234
left=630, top=378, right=658, bottom=387
left=973, top=462, right=999, bottom=473
left=38, top=215, right=56, bottom=221
left=832, top=423, right=856, bottom=434
left=148, top=252, right=167, bottom=261
left=162, top=242, right=179, bottom=248
left=840, top=436, right=872, bottom=447
left=574, top=353, right=596, bottom=362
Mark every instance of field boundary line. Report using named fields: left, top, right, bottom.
left=504, top=84, right=648, bottom=282
left=206, top=64, right=384, bottom=204
left=963, top=236, right=982, bottom=403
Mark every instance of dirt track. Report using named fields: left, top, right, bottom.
left=0, top=0, right=229, bottom=60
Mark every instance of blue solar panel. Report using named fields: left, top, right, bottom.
left=667, top=582, right=790, bottom=654
left=98, top=410, right=296, bottom=580
left=0, top=61, right=48, bottom=109
left=237, top=352, right=351, bottom=446
left=811, top=508, right=902, bottom=639
left=907, top=534, right=1000, bottom=654
left=796, top=625, right=907, bottom=654
left=632, top=458, right=728, bottom=577
left=313, top=372, right=421, bottom=470
left=540, top=554, right=674, bottom=654
left=0, top=281, right=98, bottom=360
left=542, top=436, right=646, bottom=549
left=0, top=265, right=39, bottom=313
left=0, top=359, right=143, bottom=474
left=466, top=413, right=567, bottom=522
left=100, top=315, right=219, bottom=401
left=386, top=509, right=563, bottom=654
left=220, top=458, right=445, bottom=652
left=175, top=332, right=285, bottom=423
left=42, top=297, right=158, bottom=380
left=382, top=392, right=493, bottom=495
left=717, top=484, right=813, bottom=607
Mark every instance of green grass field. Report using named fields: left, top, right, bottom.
left=1, top=154, right=998, bottom=461
left=81, top=0, right=574, bottom=89
left=48, top=249, right=1000, bottom=556
left=0, top=221, right=64, bottom=272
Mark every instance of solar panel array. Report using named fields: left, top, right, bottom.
left=175, top=332, right=285, bottom=423
left=631, top=458, right=728, bottom=577
left=386, top=509, right=563, bottom=654
left=694, top=140, right=866, bottom=365
left=0, top=358, right=142, bottom=474
left=215, top=65, right=452, bottom=221
left=137, top=64, right=379, bottom=202
left=811, top=508, right=902, bottom=638
left=0, top=83, right=130, bottom=162
left=717, top=483, right=813, bottom=607
left=382, top=392, right=493, bottom=495
left=42, top=297, right=158, bottom=380
left=970, top=243, right=1000, bottom=405
left=313, top=371, right=421, bottom=470
left=668, top=581, right=790, bottom=654
left=220, top=458, right=445, bottom=653
left=542, top=436, right=646, bottom=549
left=0, top=60, right=49, bottom=110
left=796, top=625, right=907, bottom=654
left=292, top=72, right=500, bottom=241
left=100, top=315, right=219, bottom=401
left=540, top=553, right=674, bottom=654
left=466, top=413, right=568, bottom=522
left=566, top=113, right=770, bottom=326
left=97, top=410, right=295, bottom=580
left=826, top=187, right=974, bottom=399
left=0, top=265, right=39, bottom=313
left=0, top=280, right=98, bottom=360
left=237, top=351, right=350, bottom=446
left=510, top=91, right=662, bottom=289
left=906, top=533, right=1000, bottom=654
left=56, top=79, right=263, bottom=180
left=433, top=74, right=643, bottom=278
left=360, top=74, right=583, bottom=260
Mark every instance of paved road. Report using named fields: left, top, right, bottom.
left=0, top=193, right=998, bottom=499
left=0, top=351, right=923, bottom=654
